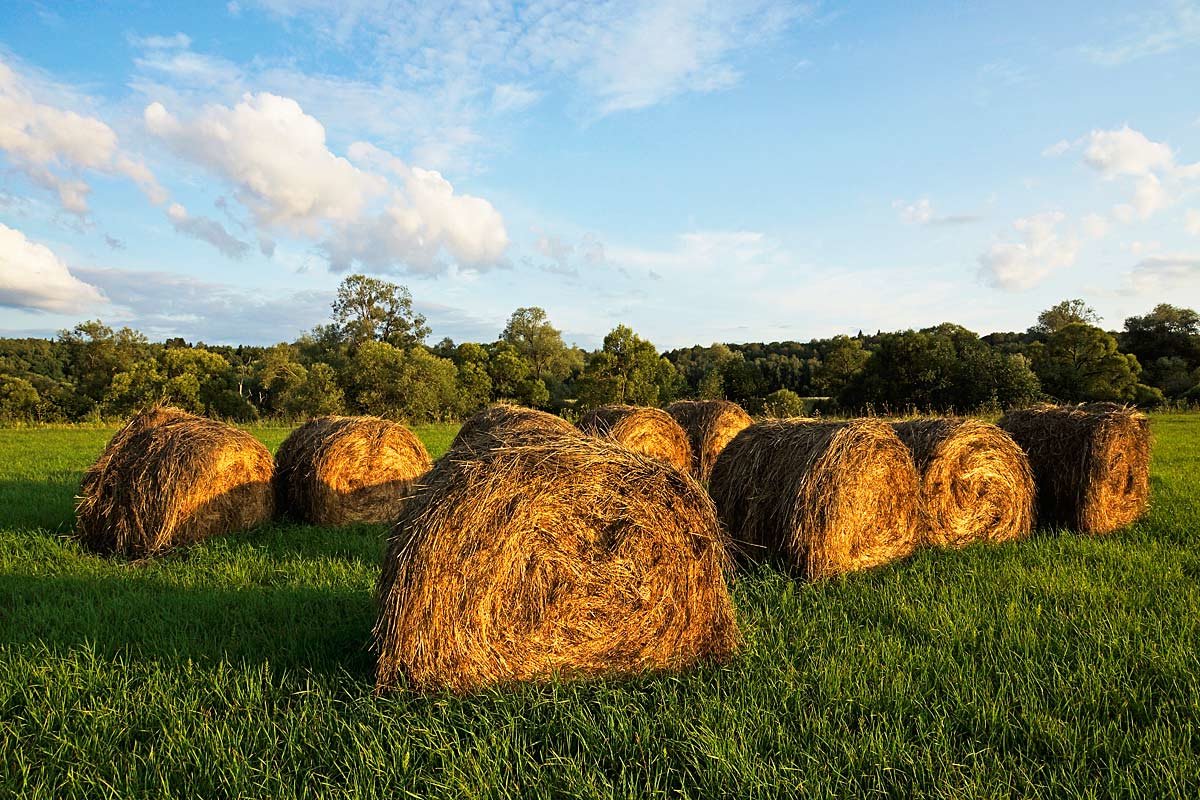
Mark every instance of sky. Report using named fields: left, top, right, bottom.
left=1, top=1, right=1199, bottom=350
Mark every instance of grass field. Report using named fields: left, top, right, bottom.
left=1, top=417, right=1197, bottom=798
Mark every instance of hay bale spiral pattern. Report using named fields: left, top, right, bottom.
left=998, top=404, right=1151, bottom=534
left=709, top=418, right=921, bottom=580
left=892, top=418, right=1034, bottom=548
left=275, top=416, right=432, bottom=526
left=374, top=436, right=740, bottom=694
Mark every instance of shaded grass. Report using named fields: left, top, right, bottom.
left=0, top=418, right=1197, bottom=798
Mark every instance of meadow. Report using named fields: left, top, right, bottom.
left=0, top=417, right=1197, bottom=799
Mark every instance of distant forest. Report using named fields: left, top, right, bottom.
left=0, top=275, right=1196, bottom=423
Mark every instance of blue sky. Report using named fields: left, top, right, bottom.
left=2, top=1, right=1199, bottom=349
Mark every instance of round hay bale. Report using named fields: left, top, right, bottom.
left=666, top=400, right=754, bottom=482
left=374, top=436, right=740, bottom=694
left=998, top=404, right=1151, bottom=534
left=274, top=416, right=432, bottom=526
left=450, top=403, right=579, bottom=455
left=577, top=404, right=693, bottom=475
left=709, top=418, right=921, bottom=580
left=76, top=407, right=274, bottom=558
left=891, top=418, right=1034, bottom=548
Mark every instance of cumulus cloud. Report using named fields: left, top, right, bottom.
left=145, top=93, right=508, bottom=274
left=1186, top=208, right=1200, bottom=235
left=166, top=203, right=251, bottom=259
left=0, top=57, right=166, bottom=214
left=1060, top=125, right=1200, bottom=223
left=0, top=223, right=105, bottom=313
left=1081, top=212, right=1110, bottom=240
left=893, top=197, right=981, bottom=226
left=978, top=211, right=1080, bottom=290
left=1128, top=253, right=1200, bottom=293
left=1083, top=125, right=1175, bottom=178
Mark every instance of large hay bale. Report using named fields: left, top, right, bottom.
left=666, top=399, right=754, bottom=482
left=577, top=404, right=693, bottom=475
left=76, top=407, right=274, bottom=558
left=450, top=403, right=579, bottom=455
left=274, top=416, right=432, bottom=526
left=374, top=436, right=740, bottom=694
left=998, top=404, right=1151, bottom=534
left=892, top=418, right=1034, bottom=548
left=709, top=418, right=921, bottom=580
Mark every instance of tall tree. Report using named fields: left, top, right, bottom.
left=1030, top=323, right=1141, bottom=402
left=576, top=325, right=681, bottom=408
left=501, top=307, right=571, bottom=381
left=330, top=274, right=431, bottom=348
left=1030, top=299, right=1101, bottom=336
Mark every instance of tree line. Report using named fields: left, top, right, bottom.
left=0, top=276, right=1196, bottom=423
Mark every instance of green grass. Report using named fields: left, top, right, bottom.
left=1, top=418, right=1198, bottom=798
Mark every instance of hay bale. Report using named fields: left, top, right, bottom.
left=666, top=400, right=754, bottom=482
left=274, top=416, right=432, bottom=526
left=76, top=407, right=274, bottom=558
left=450, top=403, right=579, bottom=455
left=998, top=404, right=1151, bottom=534
left=577, top=404, right=693, bottom=475
left=892, top=418, right=1034, bottom=548
left=374, top=436, right=740, bottom=694
left=709, top=418, right=921, bottom=580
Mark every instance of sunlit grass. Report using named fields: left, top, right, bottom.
left=0, top=417, right=1197, bottom=798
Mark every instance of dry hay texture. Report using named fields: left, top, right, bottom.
left=450, top=403, right=580, bottom=455
left=891, top=418, right=1034, bottom=548
left=274, top=416, right=432, bottom=526
left=374, top=435, right=740, bottom=694
left=76, top=407, right=274, bottom=558
left=576, top=404, right=693, bottom=475
left=709, top=418, right=921, bottom=580
left=666, top=400, right=754, bottom=482
left=998, top=404, right=1152, bottom=534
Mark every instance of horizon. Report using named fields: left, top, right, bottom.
left=3, top=1, right=1200, bottom=350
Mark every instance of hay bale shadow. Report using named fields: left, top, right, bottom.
left=0, top=572, right=376, bottom=678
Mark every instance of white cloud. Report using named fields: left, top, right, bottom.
left=145, top=93, right=509, bottom=274
left=491, top=83, right=541, bottom=114
left=129, top=32, right=193, bottom=50
left=0, top=57, right=166, bottom=214
left=242, top=0, right=807, bottom=116
left=0, top=223, right=105, bottom=313
left=1041, top=139, right=1072, bottom=158
left=1186, top=208, right=1200, bottom=235
left=978, top=211, right=1080, bottom=290
left=1081, top=212, right=1110, bottom=239
left=1128, top=253, right=1200, bottom=293
left=1083, top=125, right=1174, bottom=178
left=1113, top=174, right=1172, bottom=222
left=166, top=203, right=251, bottom=259
left=893, top=197, right=981, bottom=226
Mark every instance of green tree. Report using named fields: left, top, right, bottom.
left=1030, top=299, right=1101, bottom=336
left=576, top=325, right=681, bottom=408
left=501, top=307, right=572, bottom=381
left=1122, top=304, right=1200, bottom=396
left=0, top=375, right=40, bottom=420
left=1030, top=323, right=1141, bottom=402
left=810, top=335, right=869, bottom=396
left=330, top=274, right=431, bottom=348
left=697, top=368, right=725, bottom=400
left=487, top=343, right=532, bottom=400
left=348, top=342, right=458, bottom=421
left=280, top=362, right=345, bottom=417
left=58, top=320, right=150, bottom=412
left=762, top=388, right=805, bottom=418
